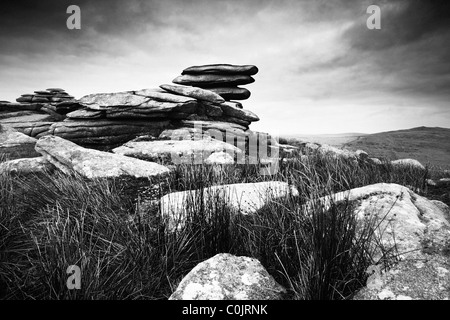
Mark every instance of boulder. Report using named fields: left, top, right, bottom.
left=160, top=84, right=225, bottom=104
left=160, top=181, right=299, bottom=231
left=205, top=151, right=235, bottom=165
left=310, top=183, right=450, bottom=261
left=112, top=137, right=242, bottom=164
left=0, top=157, right=54, bottom=175
left=182, top=64, right=259, bottom=76
left=0, top=125, right=39, bottom=159
left=169, top=253, right=285, bottom=300
left=35, top=135, right=170, bottom=179
left=391, top=159, right=426, bottom=170
left=173, top=74, right=255, bottom=87
left=207, top=87, right=251, bottom=100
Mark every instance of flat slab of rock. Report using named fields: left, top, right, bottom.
left=112, top=138, right=241, bottom=164
left=160, top=181, right=299, bottom=231
left=173, top=74, right=255, bottom=87
left=160, top=84, right=225, bottom=104
left=66, top=109, right=104, bottom=119
left=169, top=253, right=285, bottom=300
left=206, top=87, right=251, bottom=100
left=35, top=135, right=170, bottom=179
left=0, top=157, right=54, bottom=175
left=182, top=64, right=259, bottom=76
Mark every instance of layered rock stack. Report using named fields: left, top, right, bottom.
left=1, top=64, right=276, bottom=163
left=173, top=64, right=258, bottom=101
left=0, top=88, right=79, bottom=138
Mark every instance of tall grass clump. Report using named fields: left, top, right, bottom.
left=0, top=150, right=425, bottom=299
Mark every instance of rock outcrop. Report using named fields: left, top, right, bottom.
left=169, top=253, right=286, bottom=300
left=173, top=63, right=258, bottom=101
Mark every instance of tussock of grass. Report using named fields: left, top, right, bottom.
left=0, top=151, right=432, bottom=300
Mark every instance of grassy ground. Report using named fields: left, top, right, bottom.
left=1, top=148, right=436, bottom=300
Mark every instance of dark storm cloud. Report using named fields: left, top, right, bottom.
left=345, top=0, right=450, bottom=51
left=0, top=0, right=168, bottom=56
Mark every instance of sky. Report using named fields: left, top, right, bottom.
left=0, top=0, right=449, bottom=135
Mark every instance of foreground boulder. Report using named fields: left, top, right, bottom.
left=353, top=253, right=450, bottom=300
left=35, top=135, right=170, bottom=179
left=311, top=183, right=450, bottom=261
left=160, top=181, right=299, bottom=231
left=169, top=253, right=286, bottom=300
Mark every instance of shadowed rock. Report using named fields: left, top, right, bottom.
left=173, top=74, right=255, bottom=87
left=46, top=119, right=171, bottom=146
left=182, top=64, right=259, bottom=75
left=206, top=87, right=251, bottom=100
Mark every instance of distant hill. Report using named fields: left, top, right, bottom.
left=343, top=126, right=450, bottom=169
left=283, top=133, right=368, bottom=147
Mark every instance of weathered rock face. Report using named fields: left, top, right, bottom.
left=353, top=254, right=450, bottom=300
left=160, top=181, right=299, bottom=231
left=35, top=135, right=170, bottom=179
left=312, top=183, right=450, bottom=261
left=0, top=157, right=54, bottom=175
left=46, top=120, right=171, bottom=146
left=169, top=253, right=286, bottom=300
left=0, top=125, right=39, bottom=159
left=207, top=87, right=251, bottom=100
left=112, top=137, right=242, bottom=164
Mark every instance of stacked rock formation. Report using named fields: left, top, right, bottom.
left=0, top=88, right=79, bottom=139
left=1, top=65, right=276, bottom=163
left=15, top=88, right=75, bottom=104
left=173, top=64, right=258, bottom=101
